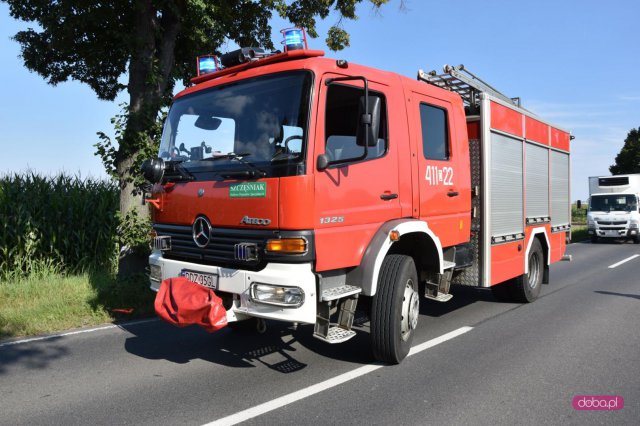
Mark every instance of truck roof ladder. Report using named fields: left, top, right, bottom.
left=418, top=64, right=521, bottom=111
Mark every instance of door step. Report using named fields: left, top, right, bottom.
left=442, top=260, right=456, bottom=270
left=321, top=285, right=361, bottom=301
left=425, top=292, right=454, bottom=302
left=313, top=326, right=357, bottom=344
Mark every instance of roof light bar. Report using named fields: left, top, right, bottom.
left=281, top=28, right=307, bottom=51
left=197, top=55, right=219, bottom=76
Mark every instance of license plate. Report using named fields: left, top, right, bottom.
left=181, top=270, right=218, bottom=290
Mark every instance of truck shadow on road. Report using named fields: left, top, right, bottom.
left=121, top=284, right=493, bottom=368
left=594, top=290, right=640, bottom=300
left=122, top=321, right=314, bottom=373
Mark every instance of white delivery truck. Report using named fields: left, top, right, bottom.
left=587, top=174, right=640, bottom=243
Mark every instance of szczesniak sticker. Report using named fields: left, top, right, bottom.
left=229, top=182, right=267, bottom=198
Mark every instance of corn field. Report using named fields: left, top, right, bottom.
left=0, top=173, right=119, bottom=278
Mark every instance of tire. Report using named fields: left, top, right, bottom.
left=633, top=236, right=640, bottom=245
left=371, top=254, right=420, bottom=364
left=511, top=238, right=544, bottom=303
left=591, top=235, right=598, bottom=244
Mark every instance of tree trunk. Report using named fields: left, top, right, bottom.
left=116, top=1, right=182, bottom=279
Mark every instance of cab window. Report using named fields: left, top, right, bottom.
left=325, top=84, right=387, bottom=162
left=420, top=103, right=449, bottom=160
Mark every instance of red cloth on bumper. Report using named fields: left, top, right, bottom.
left=154, top=277, right=227, bottom=332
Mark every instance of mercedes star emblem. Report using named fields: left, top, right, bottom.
left=192, top=216, right=212, bottom=248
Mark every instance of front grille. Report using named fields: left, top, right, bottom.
left=596, top=221, right=626, bottom=226
left=599, top=227, right=626, bottom=231
left=154, top=223, right=275, bottom=270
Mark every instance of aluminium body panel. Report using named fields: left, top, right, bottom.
left=525, top=142, right=550, bottom=219
left=551, top=150, right=570, bottom=227
left=490, top=131, right=524, bottom=238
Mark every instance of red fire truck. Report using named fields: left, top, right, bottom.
left=143, top=33, right=572, bottom=364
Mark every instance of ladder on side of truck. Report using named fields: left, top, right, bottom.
left=418, top=64, right=520, bottom=110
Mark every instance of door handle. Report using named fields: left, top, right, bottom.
left=380, top=193, right=398, bottom=200
left=447, top=191, right=459, bottom=197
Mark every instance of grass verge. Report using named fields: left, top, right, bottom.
left=571, top=224, right=589, bottom=243
left=0, top=270, right=155, bottom=340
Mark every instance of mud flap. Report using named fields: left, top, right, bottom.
left=154, top=277, right=228, bottom=332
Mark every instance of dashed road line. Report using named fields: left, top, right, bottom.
left=608, top=254, right=640, bottom=269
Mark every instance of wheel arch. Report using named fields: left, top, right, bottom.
left=525, top=227, right=550, bottom=274
left=357, top=219, right=443, bottom=296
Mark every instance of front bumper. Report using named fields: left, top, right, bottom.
left=148, top=251, right=317, bottom=324
left=589, top=228, right=638, bottom=238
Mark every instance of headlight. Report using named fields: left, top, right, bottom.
left=149, top=264, right=162, bottom=283
left=587, top=219, right=595, bottom=228
left=630, top=220, right=639, bottom=229
left=250, top=283, right=305, bottom=307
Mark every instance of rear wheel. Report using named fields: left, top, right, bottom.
left=371, top=255, right=419, bottom=364
left=511, top=238, right=544, bottom=303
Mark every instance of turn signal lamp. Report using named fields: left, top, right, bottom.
left=197, top=55, right=219, bottom=76
left=266, top=238, right=307, bottom=254
left=281, top=28, right=307, bottom=51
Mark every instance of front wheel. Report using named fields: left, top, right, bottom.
left=591, top=235, right=598, bottom=244
left=371, top=255, right=420, bottom=364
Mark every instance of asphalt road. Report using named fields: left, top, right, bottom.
left=1, top=241, right=639, bottom=425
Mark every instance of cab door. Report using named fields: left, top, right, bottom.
left=411, top=92, right=470, bottom=247
left=313, top=76, right=401, bottom=271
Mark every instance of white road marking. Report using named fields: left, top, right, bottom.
left=203, top=326, right=474, bottom=426
left=0, top=318, right=159, bottom=348
left=608, top=254, right=640, bottom=269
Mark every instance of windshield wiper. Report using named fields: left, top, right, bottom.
left=203, top=153, right=267, bottom=178
left=164, top=160, right=195, bottom=182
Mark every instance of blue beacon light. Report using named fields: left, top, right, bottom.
left=282, top=28, right=307, bottom=51
left=197, top=55, right=219, bottom=76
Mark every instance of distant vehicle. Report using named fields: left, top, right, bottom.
left=586, top=174, right=640, bottom=244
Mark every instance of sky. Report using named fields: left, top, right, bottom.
left=1, top=0, right=639, bottom=201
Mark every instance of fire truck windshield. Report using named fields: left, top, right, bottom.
left=159, top=70, right=312, bottom=178
left=589, top=194, right=638, bottom=212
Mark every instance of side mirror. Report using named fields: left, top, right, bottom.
left=356, top=95, right=381, bottom=147
left=141, top=157, right=165, bottom=183
left=576, top=200, right=582, bottom=209
left=316, top=153, right=330, bottom=171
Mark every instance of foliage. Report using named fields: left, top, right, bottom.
left=0, top=172, right=119, bottom=278
left=116, top=209, right=153, bottom=257
left=609, top=127, right=640, bottom=175
left=571, top=225, right=588, bottom=243
left=4, top=0, right=390, bottom=103
left=95, top=104, right=165, bottom=195
left=571, top=203, right=587, bottom=225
